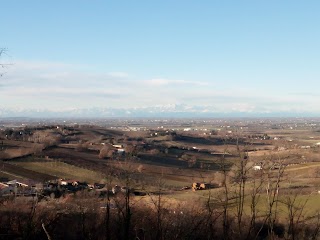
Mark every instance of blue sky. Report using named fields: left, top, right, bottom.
left=1, top=1, right=320, bottom=115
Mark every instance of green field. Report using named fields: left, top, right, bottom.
left=10, top=160, right=105, bottom=183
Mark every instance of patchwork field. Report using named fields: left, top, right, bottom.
left=1, top=118, right=320, bottom=239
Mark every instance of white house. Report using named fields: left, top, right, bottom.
left=113, top=144, right=123, bottom=149
left=253, top=165, right=262, bottom=170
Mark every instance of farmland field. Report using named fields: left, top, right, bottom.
left=2, top=118, right=320, bottom=239
left=8, top=158, right=105, bottom=183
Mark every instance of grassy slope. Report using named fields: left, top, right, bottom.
left=10, top=161, right=105, bottom=183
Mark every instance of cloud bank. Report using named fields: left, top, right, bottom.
left=1, top=60, right=320, bottom=116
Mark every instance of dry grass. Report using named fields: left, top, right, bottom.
left=10, top=161, right=105, bottom=183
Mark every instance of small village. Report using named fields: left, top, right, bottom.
left=0, top=176, right=216, bottom=201
left=0, top=178, right=143, bottom=199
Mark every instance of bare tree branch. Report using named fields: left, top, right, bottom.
left=0, top=48, right=13, bottom=77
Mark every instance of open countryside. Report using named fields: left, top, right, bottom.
left=2, top=1, right=320, bottom=239
left=1, top=118, right=320, bottom=239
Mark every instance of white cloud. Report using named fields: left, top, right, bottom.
left=108, top=72, right=129, bottom=78
left=8, top=86, right=122, bottom=97
left=145, top=78, right=209, bottom=86
left=146, top=78, right=170, bottom=86
left=1, top=59, right=320, bottom=114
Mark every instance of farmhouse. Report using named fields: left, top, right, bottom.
left=113, top=144, right=123, bottom=149
left=0, top=179, right=31, bottom=196
left=192, top=182, right=212, bottom=191
left=300, top=145, right=311, bottom=149
left=7, top=180, right=28, bottom=188
left=253, top=165, right=262, bottom=170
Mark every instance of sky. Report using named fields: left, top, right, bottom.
left=1, top=1, right=320, bottom=116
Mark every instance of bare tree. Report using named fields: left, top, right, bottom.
left=0, top=48, right=12, bottom=77
left=112, top=147, right=137, bottom=240
left=282, top=192, right=308, bottom=240
left=253, top=155, right=286, bottom=239
left=219, top=148, right=231, bottom=240
left=233, top=140, right=250, bottom=237
left=147, top=174, right=166, bottom=240
left=246, top=166, right=264, bottom=239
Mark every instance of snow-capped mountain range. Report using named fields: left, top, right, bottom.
left=0, top=104, right=315, bottom=118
